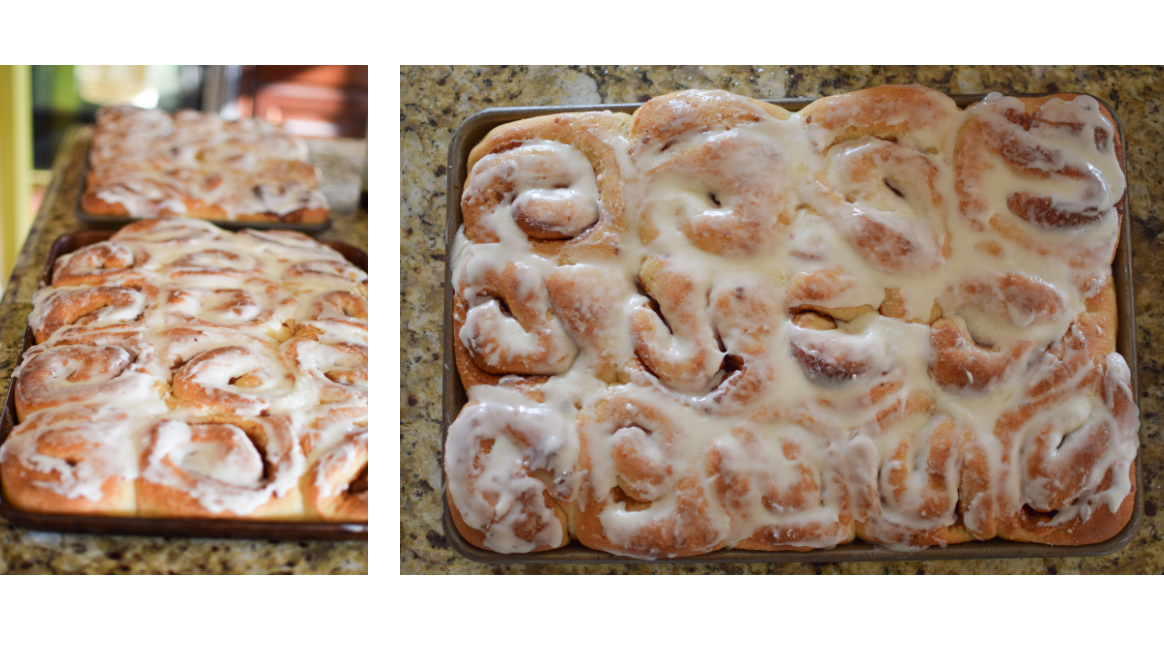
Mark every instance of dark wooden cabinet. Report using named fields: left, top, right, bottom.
left=238, top=65, right=367, bottom=139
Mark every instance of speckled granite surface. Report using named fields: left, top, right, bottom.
left=0, top=126, right=367, bottom=574
left=400, top=65, right=1164, bottom=574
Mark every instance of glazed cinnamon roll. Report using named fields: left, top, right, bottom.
left=158, top=324, right=308, bottom=420
left=844, top=390, right=973, bottom=548
left=29, top=281, right=158, bottom=344
left=453, top=244, right=577, bottom=382
left=445, top=398, right=579, bottom=553
left=160, top=273, right=297, bottom=341
left=51, top=241, right=146, bottom=288
left=802, top=85, right=959, bottom=276
left=15, top=326, right=168, bottom=421
left=576, top=387, right=727, bottom=558
left=110, top=216, right=226, bottom=246
left=631, top=90, right=798, bottom=257
left=137, top=417, right=304, bottom=519
left=281, top=335, right=368, bottom=406
left=954, top=93, right=1125, bottom=277
left=296, top=290, right=368, bottom=343
left=0, top=406, right=155, bottom=516
left=303, top=430, right=368, bottom=522
left=706, top=409, right=855, bottom=551
left=462, top=111, right=630, bottom=263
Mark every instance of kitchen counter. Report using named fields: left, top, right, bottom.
left=401, top=65, right=1164, bottom=574
left=0, top=125, right=367, bottom=574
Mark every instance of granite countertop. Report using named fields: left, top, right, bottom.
left=0, top=126, right=367, bottom=574
left=401, top=65, right=1164, bottom=574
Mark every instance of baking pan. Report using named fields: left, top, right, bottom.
left=75, top=157, right=333, bottom=234
left=440, top=93, right=1142, bottom=564
left=0, top=231, right=367, bottom=541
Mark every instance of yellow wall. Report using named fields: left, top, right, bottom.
left=0, top=65, right=32, bottom=278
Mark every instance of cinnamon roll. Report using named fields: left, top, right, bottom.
left=445, top=398, right=579, bottom=553
left=160, top=273, right=297, bottom=341
left=576, top=387, right=727, bottom=558
left=15, top=325, right=168, bottom=421
left=303, top=430, right=368, bottom=522
left=0, top=406, right=155, bottom=516
left=137, top=417, right=304, bottom=518
left=954, top=93, right=1125, bottom=278
left=29, top=282, right=157, bottom=344
left=462, top=111, right=630, bottom=263
left=631, top=90, right=797, bottom=257
left=158, top=323, right=311, bottom=426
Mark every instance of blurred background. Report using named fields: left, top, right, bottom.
left=0, top=64, right=369, bottom=276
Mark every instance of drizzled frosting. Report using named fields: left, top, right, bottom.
left=446, top=86, right=1138, bottom=557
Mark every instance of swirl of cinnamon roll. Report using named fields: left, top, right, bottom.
left=543, top=263, right=635, bottom=385
left=785, top=268, right=879, bottom=322
left=961, top=280, right=1120, bottom=540
left=928, top=272, right=1069, bottom=392
left=843, top=390, right=972, bottom=548
left=165, top=334, right=304, bottom=419
left=137, top=417, right=304, bottom=518
left=576, top=387, right=726, bottom=558
left=15, top=326, right=168, bottom=421
left=801, top=84, right=961, bottom=153
left=453, top=246, right=577, bottom=381
left=806, top=137, right=952, bottom=274
left=0, top=406, right=155, bottom=516
left=631, top=90, right=797, bottom=257
left=938, top=272, right=1067, bottom=328
left=445, top=399, right=579, bottom=553
left=691, top=274, right=780, bottom=414
left=282, top=259, right=369, bottom=295
left=954, top=93, right=1125, bottom=273
left=281, top=335, right=368, bottom=405
left=928, top=319, right=1034, bottom=392
left=296, top=290, right=368, bottom=343
left=51, top=241, right=144, bottom=287
left=802, top=86, right=960, bottom=275
left=630, top=257, right=722, bottom=393
left=161, top=274, right=297, bottom=341
left=164, top=249, right=265, bottom=277
left=787, top=312, right=890, bottom=390
left=462, top=112, right=630, bottom=263
left=303, top=429, right=367, bottom=522
left=29, top=281, right=158, bottom=344
left=705, top=409, right=855, bottom=551
left=236, top=228, right=350, bottom=266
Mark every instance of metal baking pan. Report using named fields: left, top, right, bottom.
left=74, top=156, right=333, bottom=233
left=440, top=93, right=1141, bottom=564
left=0, top=230, right=367, bottom=541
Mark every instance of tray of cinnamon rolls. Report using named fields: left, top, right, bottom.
left=0, top=217, right=367, bottom=540
left=76, top=106, right=330, bottom=231
left=441, top=85, right=1141, bottom=562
